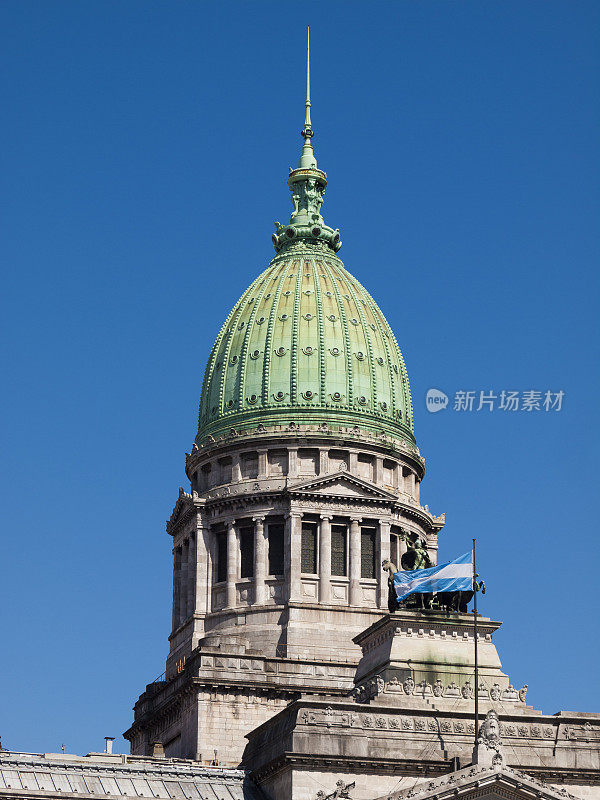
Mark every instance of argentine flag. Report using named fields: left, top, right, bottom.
left=393, top=552, right=472, bottom=601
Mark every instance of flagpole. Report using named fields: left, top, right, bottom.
left=472, top=537, right=479, bottom=746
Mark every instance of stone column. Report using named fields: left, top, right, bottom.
left=318, top=514, right=332, bottom=603
left=253, top=516, right=266, bottom=605
left=285, top=512, right=302, bottom=602
left=187, top=533, right=196, bottom=617
left=231, top=452, right=241, bottom=482
left=226, top=521, right=237, bottom=609
left=374, top=456, right=384, bottom=487
left=319, top=448, right=329, bottom=476
left=288, top=447, right=298, bottom=478
left=257, top=449, right=268, bottom=478
left=415, top=479, right=420, bottom=502
left=172, top=546, right=181, bottom=631
left=349, top=517, right=362, bottom=605
left=378, top=520, right=391, bottom=609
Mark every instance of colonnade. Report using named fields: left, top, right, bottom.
left=171, top=513, right=418, bottom=630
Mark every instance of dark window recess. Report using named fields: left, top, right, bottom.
left=268, top=522, right=284, bottom=575
left=331, top=524, right=347, bottom=576
left=240, top=525, right=254, bottom=578
left=301, top=523, right=317, bottom=574
left=216, top=533, right=227, bottom=583
left=390, top=534, right=400, bottom=569
left=361, top=528, right=376, bottom=578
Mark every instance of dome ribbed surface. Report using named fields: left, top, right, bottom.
left=196, top=249, right=415, bottom=444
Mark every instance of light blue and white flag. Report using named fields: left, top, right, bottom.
left=393, top=552, right=472, bottom=601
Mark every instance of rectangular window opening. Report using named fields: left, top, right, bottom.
left=239, top=525, right=254, bottom=578
left=216, top=532, right=227, bottom=583
left=331, top=524, right=347, bottom=577
left=268, top=522, right=284, bottom=576
left=361, top=527, right=376, bottom=579
left=301, top=522, right=317, bottom=574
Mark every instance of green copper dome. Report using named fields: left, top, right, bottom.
left=196, top=253, right=415, bottom=444
left=195, top=34, right=415, bottom=446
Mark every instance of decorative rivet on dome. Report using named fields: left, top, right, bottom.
left=330, top=347, right=341, bottom=356
left=325, top=291, right=333, bottom=297
left=279, top=314, right=289, bottom=321
left=247, top=395, right=258, bottom=405
left=380, top=401, right=388, bottom=411
left=274, top=346, right=288, bottom=356
left=283, top=290, right=291, bottom=296
left=393, top=365, right=399, bottom=373
left=303, top=313, right=313, bottom=321
left=356, top=352, right=365, bottom=360
left=376, top=357, right=384, bottom=365
left=343, top=294, right=350, bottom=300
left=304, top=289, right=313, bottom=295
left=273, top=391, right=287, bottom=401
left=302, top=390, right=314, bottom=401
left=215, top=361, right=222, bottom=370
left=370, top=323, right=376, bottom=331
left=248, top=298, right=255, bottom=304
left=328, top=314, right=337, bottom=322
left=265, top=293, right=272, bottom=299
left=302, top=346, right=315, bottom=355
left=357, top=396, right=368, bottom=406
left=227, top=399, right=234, bottom=408
left=331, top=392, right=342, bottom=401
left=257, top=317, right=265, bottom=325
left=231, top=355, right=238, bottom=364
left=250, top=350, right=261, bottom=359
left=350, top=318, right=359, bottom=325
left=304, top=273, right=311, bottom=277
left=238, top=322, right=245, bottom=329
left=211, top=406, right=217, bottom=414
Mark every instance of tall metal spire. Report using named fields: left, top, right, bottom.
left=298, top=26, right=317, bottom=169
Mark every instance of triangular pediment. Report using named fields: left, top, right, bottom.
left=166, top=488, right=196, bottom=535
left=288, top=471, right=397, bottom=501
left=376, top=764, right=573, bottom=800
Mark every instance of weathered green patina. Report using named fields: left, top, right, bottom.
left=195, top=32, right=414, bottom=445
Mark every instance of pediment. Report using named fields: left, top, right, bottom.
left=376, top=764, right=574, bottom=800
left=166, top=488, right=196, bottom=535
left=288, top=471, right=397, bottom=501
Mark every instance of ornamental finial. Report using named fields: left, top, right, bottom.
left=298, top=27, right=317, bottom=169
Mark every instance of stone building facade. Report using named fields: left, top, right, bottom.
left=117, top=42, right=600, bottom=800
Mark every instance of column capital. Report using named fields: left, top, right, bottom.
left=227, top=519, right=236, bottom=532
left=285, top=511, right=302, bottom=520
left=350, top=516, right=362, bottom=524
left=252, top=515, right=266, bottom=524
left=319, top=513, right=333, bottom=521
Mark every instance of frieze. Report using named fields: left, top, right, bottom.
left=353, top=675, right=529, bottom=705
left=563, top=721, right=600, bottom=742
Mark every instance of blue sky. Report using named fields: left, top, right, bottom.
left=1, top=1, right=598, bottom=756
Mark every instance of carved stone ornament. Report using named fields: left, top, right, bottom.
left=490, top=683, right=502, bottom=701
left=473, top=709, right=506, bottom=767
left=403, top=676, right=415, bottom=695
left=433, top=678, right=444, bottom=697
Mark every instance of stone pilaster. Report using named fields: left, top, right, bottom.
left=187, top=533, right=196, bottom=617
left=257, top=449, right=268, bottom=478
left=374, top=456, right=384, bottom=486
left=349, top=517, right=362, bottom=606
left=172, top=545, right=181, bottom=631
left=378, top=519, right=391, bottom=609
left=179, top=539, right=189, bottom=623
left=349, top=451, right=358, bottom=475
left=285, top=512, right=302, bottom=602
left=231, top=453, right=241, bottom=482
left=288, top=447, right=298, bottom=478
left=318, top=514, right=332, bottom=603
left=196, top=524, right=210, bottom=614
left=319, top=448, right=329, bottom=475
left=226, top=521, right=237, bottom=609
left=253, top=516, right=266, bottom=605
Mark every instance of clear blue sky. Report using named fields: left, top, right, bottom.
left=1, top=1, right=598, bottom=756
